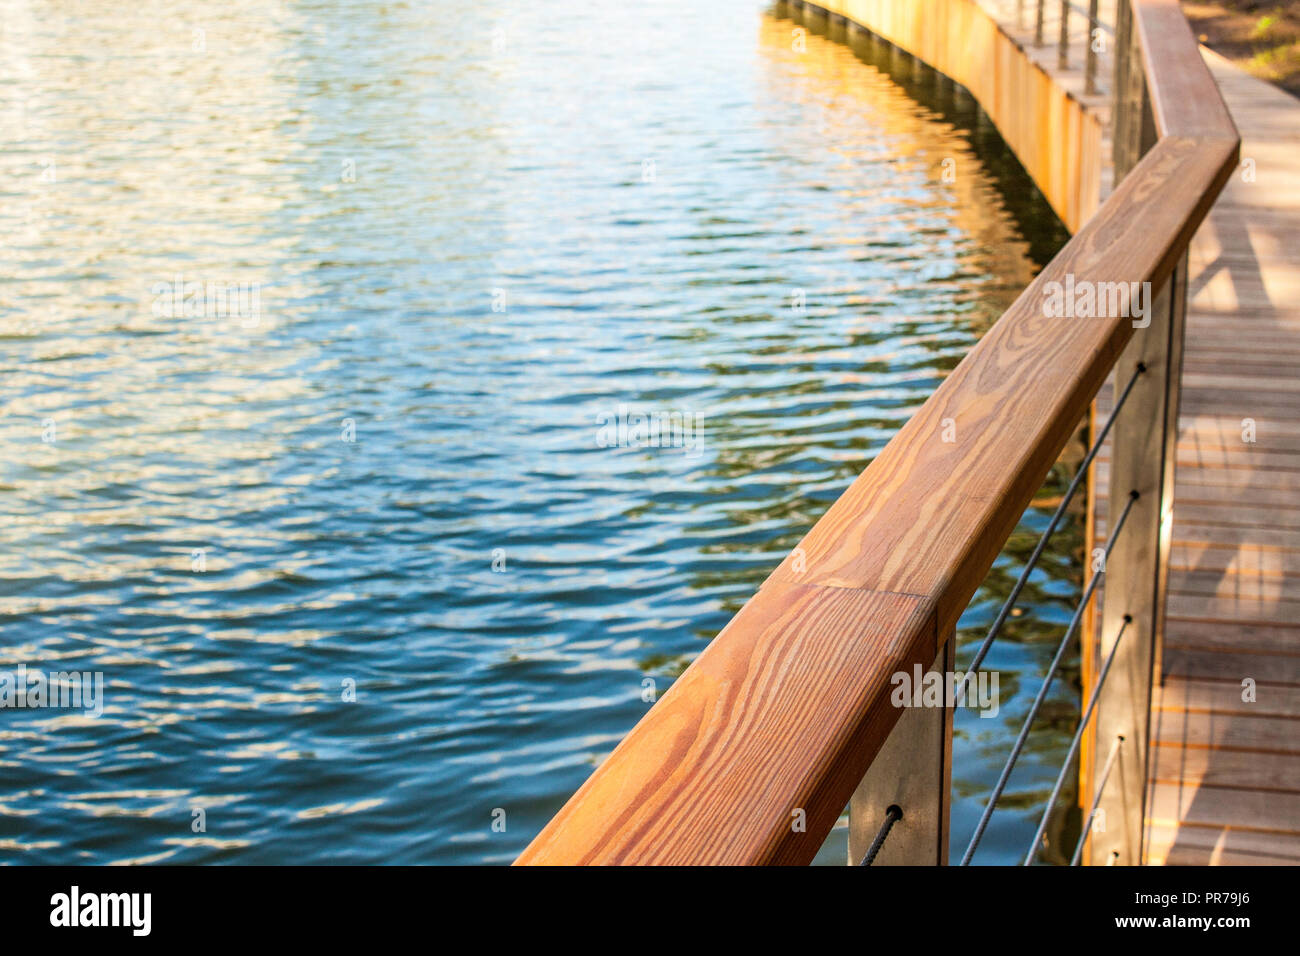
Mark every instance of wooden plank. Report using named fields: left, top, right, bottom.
left=1091, top=260, right=1179, bottom=865
left=1180, top=394, right=1300, bottom=418
left=1162, top=844, right=1300, bottom=865
left=1171, top=568, right=1300, bottom=599
left=1167, top=592, right=1300, bottom=627
left=1099, top=498, right=1300, bottom=530
left=1148, top=823, right=1300, bottom=865
left=1098, top=460, right=1300, bottom=493
left=1171, top=449, right=1300, bottom=475
left=1156, top=675, right=1300, bottom=718
left=1171, top=543, right=1300, bottom=575
left=1151, top=708, right=1300, bottom=755
left=1180, top=414, right=1300, bottom=439
left=1182, top=359, right=1300, bottom=379
left=1162, top=646, right=1300, bottom=686
left=1168, top=570, right=1300, bottom=609
left=1152, top=743, right=1300, bottom=791
left=1170, top=527, right=1300, bottom=554
left=1132, top=0, right=1238, bottom=140
left=1149, top=782, right=1300, bottom=834
left=1165, top=618, right=1300, bottom=655
left=1185, top=316, right=1300, bottom=341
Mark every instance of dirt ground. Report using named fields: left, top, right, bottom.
left=1182, top=1, right=1300, bottom=97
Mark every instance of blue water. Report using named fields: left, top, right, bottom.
left=0, top=0, right=1078, bottom=864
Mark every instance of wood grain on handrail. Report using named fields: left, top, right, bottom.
left=516, top=0, right=1238, bottom=865
left=1133, top=0, right=1238, bottom=140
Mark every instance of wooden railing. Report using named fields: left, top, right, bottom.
left=516, top=0, right=1238, bottom=865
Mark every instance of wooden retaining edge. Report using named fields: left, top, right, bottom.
left=516, top=0, right=1237, bottom=865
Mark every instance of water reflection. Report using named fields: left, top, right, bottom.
left=0, top=0, right=1074, bottom=865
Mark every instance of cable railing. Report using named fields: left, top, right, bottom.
left=953, top=362, right=1143, bottom=703
left=962, top=490, right=1137, bottom=865
left=515, top=0, right=1238, bottom=866
left=859, top=805, right=903, bottom=866
left=1071, top=734, right=1122, bottom=865
left=1006, top=0, right=1116, bottom=93
left=1024, top=613, right=1129, bottom=865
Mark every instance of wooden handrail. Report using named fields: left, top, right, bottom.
left=516, top=0, right=1238, bottom=866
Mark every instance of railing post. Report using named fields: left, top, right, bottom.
left=1058, top=0, right=1070, bottom=69
left=1085, top=0, right=1100, bottom=94
left=848, top=636, right=953, bottom=865
left=1084, top=25, right=1180, bottom=860
left=1035, top=0, right=1046, bottom=46
left=1112, top=0, right=1153, bottom=181
left=1085, top=263, right=1183, bottom=865
left=1112, top=0, right=1131, bottom=173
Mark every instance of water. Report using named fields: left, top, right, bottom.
left=0, top=0, right=1078, bottom=865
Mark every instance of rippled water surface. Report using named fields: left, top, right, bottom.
left=1, top=1, right=1080, bottom=864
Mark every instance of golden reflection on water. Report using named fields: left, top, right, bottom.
left=756, top=14, right=1039, bottom=329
